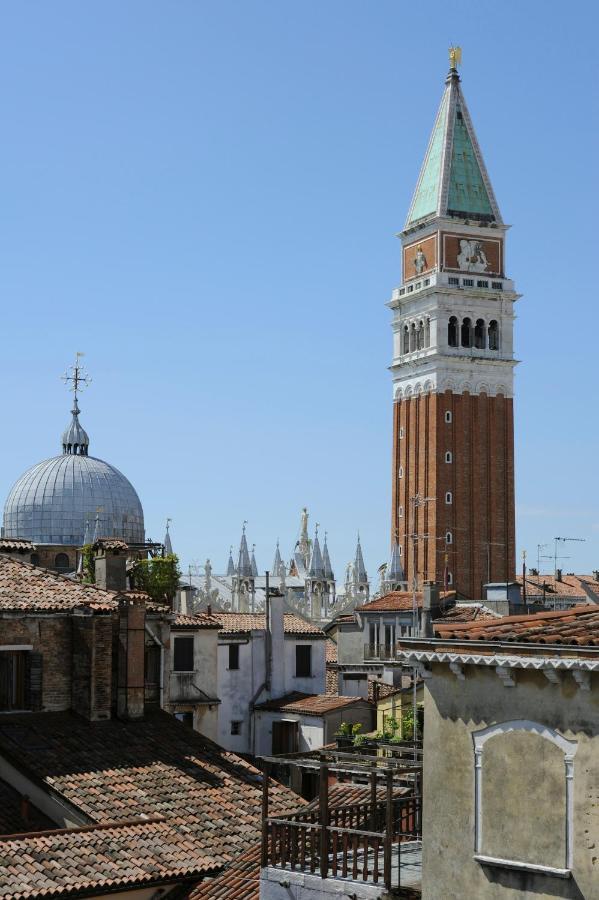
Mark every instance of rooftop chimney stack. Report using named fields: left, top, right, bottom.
left=422, top=581, right=440, bottom=637
left=117, top=596, right=146, bottom=720
left=94, top=540, right=129, bottom=592
left=556, top=569, right=563, bottom=583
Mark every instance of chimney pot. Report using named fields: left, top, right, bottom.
left=207, top=603, right=212, bottom=616
left=556, top=569, right=563, bottom=583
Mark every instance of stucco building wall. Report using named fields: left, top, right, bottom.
left=422, top=663, right=599, bottom=899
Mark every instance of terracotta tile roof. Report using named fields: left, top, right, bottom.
left=172, top=613, right=223, bottom=630
left=303, top=782, right=408, bottom=813
left=93, top=539, right=129, bottom=552
left=437, top=603, right=498, bottom=624
left=0, top=818, right=215, bottom=899
left=190, top=843, right=261, bottom=900
left=356, top=590, right=456, bottom=612
left=0, top=779, right=55, bottom=836
left=213, top=613, right=324, bottom=637
left=0, top=539, right=36, bottom=553
left=0, top=557, right=117, bottom=613
left=325, top=639, right=338, bottom=663
left=369, top=681, right=399, bottom=701
left=433, top=604, right=599, bottom=646
left=517, top=573, right=599, bottom=600
left=0, top=709, right=298, bottom=872
left=255, top=693, right=371, bottom=716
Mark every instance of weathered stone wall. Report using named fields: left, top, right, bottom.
left=0, top=617, right=72, bottom=710
left=421, top=663, right=599, bottom=899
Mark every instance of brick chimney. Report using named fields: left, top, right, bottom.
left=94, top=540, right=128, bottom=592
left=117, top=596, right=146, bottom=720
left=421, top=582, right=440, bottom=637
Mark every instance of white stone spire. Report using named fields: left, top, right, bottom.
left=272, top=540, right=283, bottom=576
left=226, top=546, right=235, bottom=576
left=353, top=534, right=368, bottom=584
left=236, top=522, right=252, bottom=577
left=309, top=525, right=324, bottom=578
left=164, top=518, right=173, bottom=555
left=322, top=531, right=334, bottom=581
left=251, top=544, right=259, bottom=577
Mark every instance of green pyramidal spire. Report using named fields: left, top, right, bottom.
left=405, top=65, right=502, bottom=228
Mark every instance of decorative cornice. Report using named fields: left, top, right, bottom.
left=396, top=647, right=599, bottom=673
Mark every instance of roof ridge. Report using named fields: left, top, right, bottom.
left=0, top=814, right=167, bottom=843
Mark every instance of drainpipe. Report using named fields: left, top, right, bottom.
left=145, top=623, right=165, bottom=709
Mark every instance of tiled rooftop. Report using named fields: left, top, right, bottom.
left=0, top=556, right=117, bottom=613
left=0, top=818, right=215, bottom=899
left=0, top=709, right=297, bottom=874
left=171, top=613, right=223, bottom=629
left=213, top=612, right=324, bottom=637
left=0, top=539, right=36, bottom=553
left=433, top=604, right=599, bottom=646
left=255, top=693, right=371, bottom=716
left=517, top=573, right=599, bottom=600
left=189, top=843, right=261, bottom=900
left=356, top=590, right=456, bottom=612
left=437, top=603, right=498, bottom=624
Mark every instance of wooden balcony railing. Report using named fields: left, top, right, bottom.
left=261, top=762, right=421, bottom=891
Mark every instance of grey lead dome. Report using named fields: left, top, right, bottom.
left=2, top=398, right=144, bottom=546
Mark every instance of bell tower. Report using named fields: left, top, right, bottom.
left=389, top=50, right=518, bottom=599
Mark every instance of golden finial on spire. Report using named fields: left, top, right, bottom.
left=448, top=46, right=462, bottom=69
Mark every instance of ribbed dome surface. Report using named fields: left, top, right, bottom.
left=2, top=454, right=145, bottom=546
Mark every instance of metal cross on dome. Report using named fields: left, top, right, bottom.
left=62, top=352, right=92, bottom=402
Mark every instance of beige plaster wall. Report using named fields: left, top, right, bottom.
left=421, top=663, right=599, bottom=900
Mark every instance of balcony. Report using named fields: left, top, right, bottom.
left=260, top=747, right=422, bottom=894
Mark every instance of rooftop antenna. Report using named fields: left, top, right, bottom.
left=554, top=537, right=585, bottom=577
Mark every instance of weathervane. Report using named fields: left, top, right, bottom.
left=62, top=352, right=92, bottom=403
left=449, top=46, right=462, bottom=69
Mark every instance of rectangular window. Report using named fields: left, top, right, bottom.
left=231, top=720, right=242, bottom=736
left=295, top=645, right=312, bottom=677
left=477, top=279, right=489, bottom=288
left=173, top=636, right=194, bottom=672
left=228, top=644, right=240, bottom=670
left=272, top=720, right=299, bottom=755
left=0, top=651, right=26, bottom=711
left=463, top=278, right=474, bottom=287
left=369, top=622, right=378, bottom=649
left=448, top=276, right=459, bottom=286
left=492, top=281, right=503, bottom=290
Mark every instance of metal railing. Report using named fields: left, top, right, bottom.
left=364, top=643, right=396, bottom=661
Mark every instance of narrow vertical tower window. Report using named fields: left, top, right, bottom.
left=389, top=51, right=518, bottom=600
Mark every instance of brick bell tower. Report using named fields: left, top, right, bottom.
left=389, top=50, right=518, bottom=600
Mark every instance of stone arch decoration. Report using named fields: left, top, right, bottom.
left=423, top=380, right=434, bottom=394
left=472, top=720, right=578, bottom=874
left=394, top=386, right=404, bottom=400
left=475, top=381, right=490, bottom=395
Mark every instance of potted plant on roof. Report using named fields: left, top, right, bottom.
left=335, top=721, right=362, bottom=750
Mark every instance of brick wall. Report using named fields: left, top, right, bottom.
left=392, top=390, right=515, bottom=599
left=71, top=616, right=113, bottom=721
left=0, top=618, right=72, bottom=711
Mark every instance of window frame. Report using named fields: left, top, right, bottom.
left=173, top=635, right=195, bottom=673
left=228, top=643, right=240, bottom=671
left=230, top=720, right=242, bottom=736
left=295, top=644, right=312, bottom=678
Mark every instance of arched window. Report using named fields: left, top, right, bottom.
left=54, top=552, right=70, bottom=573
left=403, top=325, right=409, bottom=354
left=448, top=316, right=458, bottom=348
left=446, top=531, right=453, bottom=545
left=461, top=317, right=472, bottom=348
left=447, top=571, right=453, bottom=585
left=410, top=323, right=417, bottom=352
left=424, top=318, right=431, bottom=348
left=399, top=505, right=404, bottom=518
left=445, top=491, right=453, bottom=505
left=445, top=410, right=452, bottom=423
left=445, top=451, right=453, bottom=464
left=474, top=318, right=486, bottom=349
left=417, top=320, right=424, bottom=350
left=488, top=320, right=499, bottom=350
left=398, top=466, right=404, bottom=478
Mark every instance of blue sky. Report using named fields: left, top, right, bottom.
left=0, top=1, right=597, bottom=580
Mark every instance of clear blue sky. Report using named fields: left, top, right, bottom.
left=0, top=1, right=597, bottom=579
